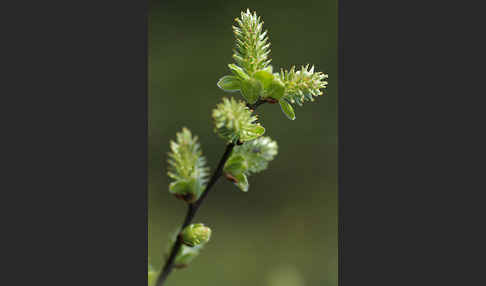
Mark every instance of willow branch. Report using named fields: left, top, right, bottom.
left=155, top=102, right=266, bottom=286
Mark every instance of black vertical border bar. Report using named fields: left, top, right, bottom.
left=8, top=0, right=151, bottom=284
left=144, top=0, right=149, bottom=283
left=336, top=0, right=484, bottom=283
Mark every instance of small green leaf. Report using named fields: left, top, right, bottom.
left=253, top=70, right=285, bottom=100
left=234, top=173, right=249, bottom=192
left=240, top=78, right=263, bottom=104
left=266, top=77, right=285, bottom=100
left=175, top=245, right=201, bottom=268
left=224, top=154, right=248, bottom=176
left=228, top=64, right=250, bottom=80
left=217, top=75, right=240, bottom=92
left=241, top=124, right=265, bottom=141
left=279, top=100, right=296, bottom=120
left=168, top=180, right=190, bottom=195
left=169, top=179, right=199, bottom=202
left=254, top=70, right=274, bottom=90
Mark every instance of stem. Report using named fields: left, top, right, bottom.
left=155, top=102, right=266, bottom=286
left=155, top=143, right=235, bottom=286
left=246, top=98, right=276, bottom=110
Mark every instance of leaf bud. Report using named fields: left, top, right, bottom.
left=180, top=223, right=212, bottom=247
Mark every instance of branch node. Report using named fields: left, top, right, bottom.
left=174, top=193, right=195, bottom=203
left=224, top=173, right=238, bottom=183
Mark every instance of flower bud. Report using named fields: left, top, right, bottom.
left=180, top=223, right=211, bottom=247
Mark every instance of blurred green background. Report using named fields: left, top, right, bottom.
left=149, top=1, right=337, bottom=285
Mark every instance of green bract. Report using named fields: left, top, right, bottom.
left=165, top=230, right=205, bottom=269
left=212, top=97, right=265, bottom=143
left=224, top=154, right=250, bottom=192
left=224, top=154, right=248, bottom=176
left=254, top=70, right=286, bottom=101
left=174, top=244, right=202, bottom=268
left=240, top=77, right=263, bottom=104
left=180, top=223, right=212, bottom=247
left=224, top=136, right=278, bottom=192
left=228, top=64, right=250, bottom=80
left=167, top=128, right=210, bottom=202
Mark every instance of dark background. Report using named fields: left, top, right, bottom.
left=149, top=1, right=338, bottom=285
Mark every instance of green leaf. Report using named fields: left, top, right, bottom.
left=253, top=70, right=285, bottom=100
left=224, top=154, right=248, bottom=176
left=279, top=99, right=296, bottom=120
left=168, top=180, right=190, bottom=195
left=175, top=245, right=202, bottom=268
left=240, top=78, right=262, bottom=104
left=224, top=137, right=278, bottom=193
left=228, top=64, right=250, bottom=80
left=254, top=70, right=274, bottom=89
left=224, top=154, right=250, bottom=192
left=241, top=124, right=265, bottom=141
left=234, top=173, right=249, bottom=192
left=217, top=75, right=241, bottom=92
left=266, top=76, right=285, bottom=100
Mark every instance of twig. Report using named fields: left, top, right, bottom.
left=246, top=98, right=277, bottom=110
left=155, top=102, right=266, bottom=286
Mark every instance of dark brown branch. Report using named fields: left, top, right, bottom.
left=246, top=98, right=277, bottom=111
